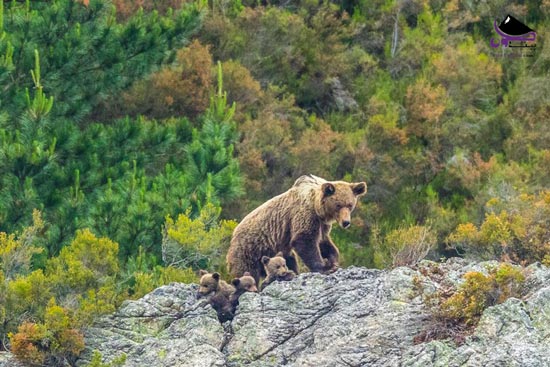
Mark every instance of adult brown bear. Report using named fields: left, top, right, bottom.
left=226, top=175, right=366, bottom=283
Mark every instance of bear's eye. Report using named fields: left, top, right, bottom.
left=276, top=265, right=281, bottom=269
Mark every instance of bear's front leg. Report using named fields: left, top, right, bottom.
left=291, top=233, right=330, bottom=273
left=320, top=225, right=340, bottom=273
left=319, top=238, right=340, bottom=273
left=284, top=251, right=299, bottom=274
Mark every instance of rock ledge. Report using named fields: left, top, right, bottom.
left=3, top=259, right=550, bottom=367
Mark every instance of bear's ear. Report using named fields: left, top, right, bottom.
left=261, top=256, right=270, bottom=265
left=243, top=271, right=251, bottom=276
left=199, top=269, right=208, bottom=276
left=232, top=278, right=241, bottom=287
left=275, top=251, right=284, bottom=257
left=212, top=272, right=220, bottom=281
left=322, top=183, right=336, bottom=197
left=351, top=182, right=367, bottom=197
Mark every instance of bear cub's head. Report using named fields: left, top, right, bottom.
left=197, top=270, right=222, bottom=298
left=261, top=252, right=295, bottom=279
left=232, top=272, right=258, bottom=294
left=319, top=181, right=367, bottom=229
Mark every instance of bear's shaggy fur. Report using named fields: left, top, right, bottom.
left=227, top=175, right=366, bottom=283
left=260, top=252, right=296, bottom=291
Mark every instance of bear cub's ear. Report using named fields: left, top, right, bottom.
left=232, top=278, right=241, bottom=287
left=212, top=272, right=220, bottom=281
left=351, top=182, right=367, bottom=196
left=322, top=183, right=336, bottom=197
left=261, top=256, right=271, bottom=265
left=275, top=251, right=284, bottom=257
left=199, top=269, right=208, bottom=276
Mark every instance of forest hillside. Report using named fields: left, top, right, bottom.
left=0, top=0, right=548, bottom=365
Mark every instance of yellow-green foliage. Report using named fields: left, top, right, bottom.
left=373, top=225, right=436, bottom=268
left=47, top=229, right=119, bottom=293
left=447, top=192, right=550, bottom=264
left=75, top=287, right=118, bottom=326
left=2, top=228, right=122, bottom=364
left=162, top=203, right=237, bottom=271
left=84, top=350, right=127, bottom=367
left=131, top=266, right=197, bottom=299
left=0, top=271, right=5, bottom=328
left=439, top=264, right=525, bottom=326
left=0, top=209, right=44, bottom=280
left=9, top=299, right=84, bottom=366
left=7, top=270, right=52, bottom=323
left=1, top=221, right=200, bottom=365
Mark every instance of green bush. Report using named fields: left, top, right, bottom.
left=373, top=225, right=437, bottom=268
left=416, top=263, right=526, bottom=344
left=162, top=203, right=237, bottom=274
left=440, top=264, right=525, bottom=326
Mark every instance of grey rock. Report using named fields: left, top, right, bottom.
left=4, top=260, right=550, bottom=367
left=0, top=351, right=24, bottom=367
left=327, top=77, right=358, bottom=112
left=77, top=282, right=226, bottom=367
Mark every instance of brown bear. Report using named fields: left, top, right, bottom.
left=260, top=252, right=296, bottom=291
left=226, top=174, right=366, bottom=283
left=229, top=271, right=258, bottom=310
left=197, top=270, right=235, bottom=322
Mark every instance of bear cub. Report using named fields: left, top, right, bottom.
left=260, top=252, right=297, bottom=291
left=197, top=270, right=258, bottom=323
left=197, top=270, right=235, bottom=323
left=230, top=272, right=258, bottom=310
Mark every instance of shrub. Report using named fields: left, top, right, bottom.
left=447, top=191, right=550, bottom=264
left=416, top=263, right=526, bottom=344
left=0, top=209, right=44, bottom=280
left=10, top=300, right=85, bottom=366
left=9, top=322, right=48, bottom=366
left=440, top=264, right=525, bottom=325
left=119, top=40, right=213, bottom=120
left=162, top=203, right=237, bottom=272
left=373, top=225, right=436, bottom=268
left=46, top=229, right=119, bottom=294
left=130, top=266, right=197, bottom=299
left=84, top=350, right=127, bottom=367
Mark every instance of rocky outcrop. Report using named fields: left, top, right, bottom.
left=3, top=259, right=550, bottom=367
left=327, top=77, right=358, bottom=112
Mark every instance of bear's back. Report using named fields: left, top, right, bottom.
left=231, top=176, right=321, bottom=245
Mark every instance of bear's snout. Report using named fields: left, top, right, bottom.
left=337, top=207, right=352, bottom=229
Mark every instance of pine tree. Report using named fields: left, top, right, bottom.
left=0, top=0, right=202, bottom=121
left=184, top=61, right=243, bottom=213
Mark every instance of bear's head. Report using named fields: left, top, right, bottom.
left=318, top=180, right=367, bottom=228
left=197, top=270, right=221, bottom=299
left=261, top=252, right=291, bottom=278
left=232, top=272, right=258, bottom=293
